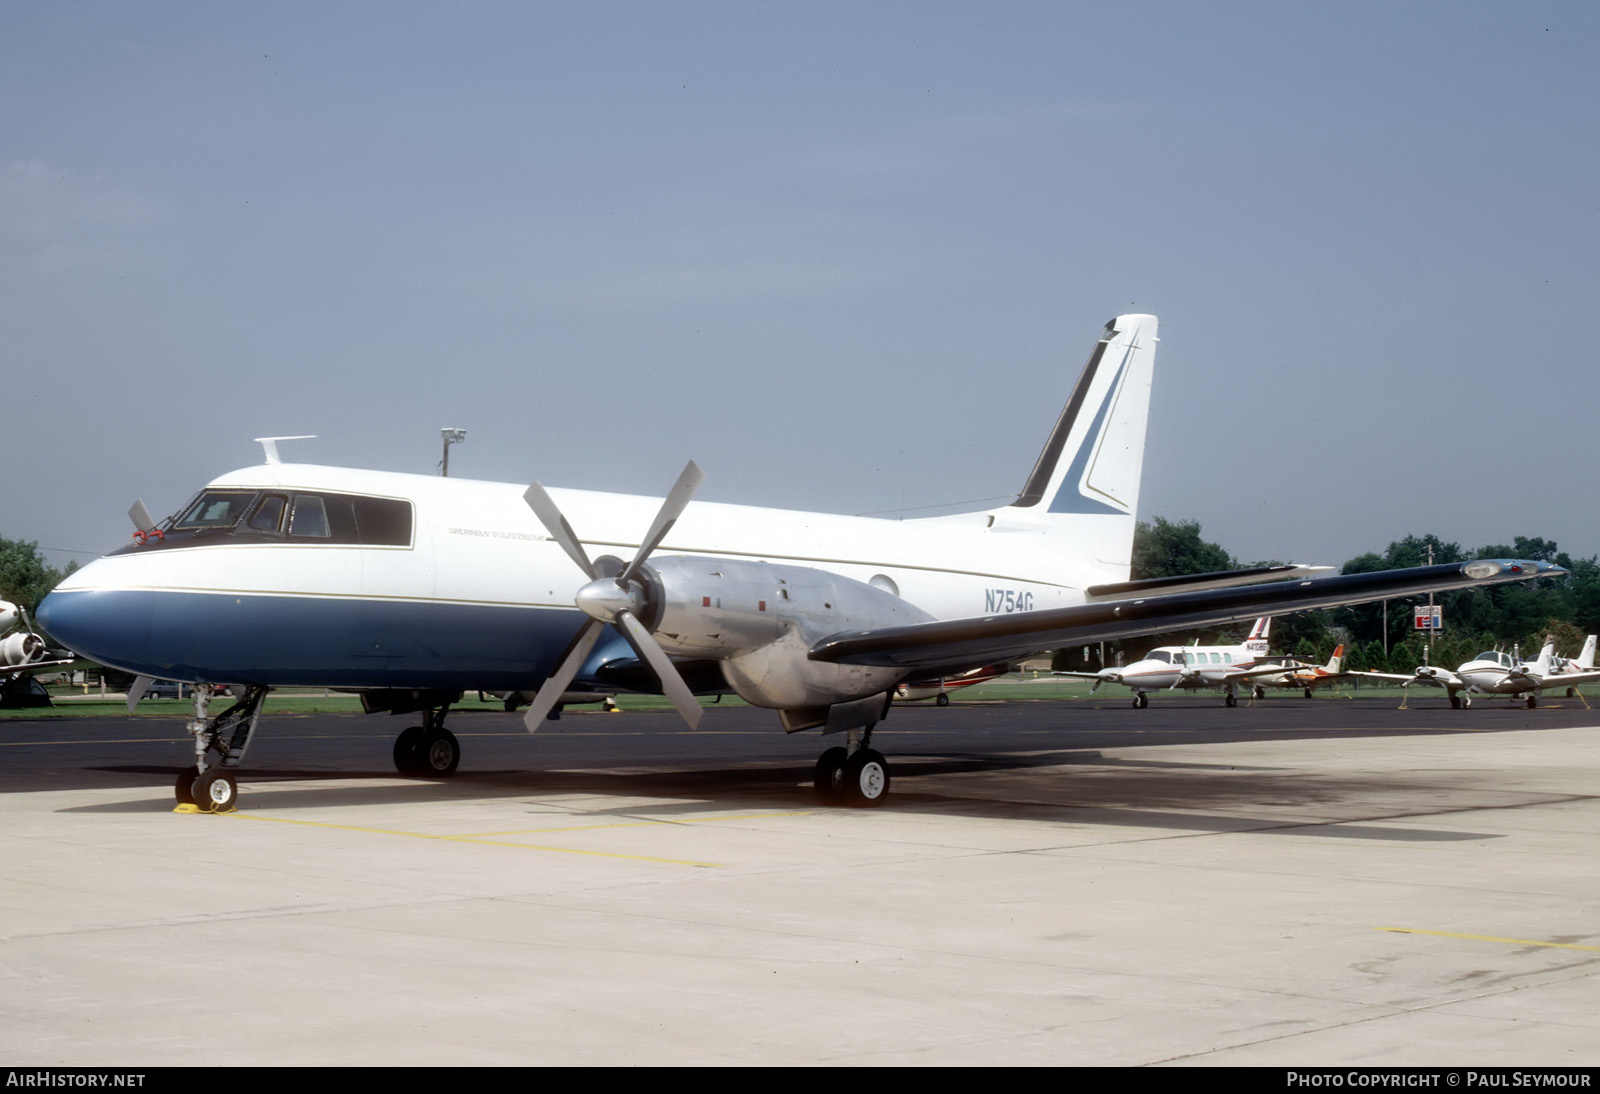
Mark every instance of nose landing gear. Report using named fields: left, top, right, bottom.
left=174, top=684, right=268, bottom=812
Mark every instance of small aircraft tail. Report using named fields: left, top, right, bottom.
left=983, top=313, right=1159, bottom=577
left=1246, top=617, right=1271, bottom=648
left=1326, top=644, right=1345, bottom=673
left=1530, top=639, right=1555, bottom=676
left=1576, top=635, right=1597, bottom=671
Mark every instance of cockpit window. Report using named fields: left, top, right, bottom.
left=119, top=487, right=413, bottom=554
left=289, top=494, right=332, bottom=538
left=247, top=495, right=287, bottom=534
left=1147, top=651, right=1172, bottom=664
left=172, top=491, right=256, bottom=531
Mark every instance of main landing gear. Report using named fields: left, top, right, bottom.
left=392, top=705, right=461, bottom=778
left=814, top=727, right=890, bottom=807
left=173, top=684, right=269, bottom=812
left=1132, top=692, right=1149, bottom=709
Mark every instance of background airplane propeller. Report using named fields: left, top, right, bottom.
left=519, top=461, right=706, bottom=731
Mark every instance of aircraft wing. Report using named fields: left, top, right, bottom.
left=1224, top=663, right=1311, bottom=683
left=1353, top=670, right=1455, bottom=688
left=809, top=560, right=1563, bottom=671
left=1541, top=669, right=1600, bottom=689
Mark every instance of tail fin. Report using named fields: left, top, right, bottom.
left=1531, top=639, right=1555, bottom=674
left=1577, top=635, right=1597, bottom=671
left=989, top=313, right=1159, bottom=575
left=1326, top=644, right=1345, bottom=673
left=1244, top=617, right=1271, bottom=653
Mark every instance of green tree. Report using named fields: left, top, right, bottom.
left=1130, top=517, right=1236, bottom=580
left=0, top=538, right=73, bottom=614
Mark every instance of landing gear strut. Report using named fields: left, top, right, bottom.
left=174, top=684, right=268, bottom=812
left=814, top=727, right=890, bottom=807
left=393, top=706, right=461, bottom=778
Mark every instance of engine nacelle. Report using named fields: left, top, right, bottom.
left=645, top=556, right=931, bottom=710
left=1, top=631, right=44, bottom=667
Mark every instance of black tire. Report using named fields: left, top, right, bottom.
left=935, top=693, right=950, bottom=707
left=393, top=726, right=426, bottom=775
left=1527, top=696, right=1538, bottom=709
left=1253, top=687, right=1265, bottom=700
left=1450, top=694, right=1462, bottom=709
left=813, top=747, right=848, bottom=804
left=417, top=727, right=460, bottom=777
left=1225, top=694, right=1237, bottom=708
left=842, top=749, right=890, bottom=808
left=193, top=769, right=237, bottom=813
left=1134, top=693, right=1148, bottom=709
left=1303, top=688, right=1314, bottom=699
left=174, top=765, right=200, bottom=806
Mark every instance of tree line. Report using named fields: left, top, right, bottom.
left=1118, top=518, right=1600, bottom=673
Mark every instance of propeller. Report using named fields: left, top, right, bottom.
left=519, top=461, right=706, bottom=731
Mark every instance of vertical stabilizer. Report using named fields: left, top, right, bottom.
left=1577, top=635, right=1597, bottom=671
left=992, top=314, right=1158, bottom=576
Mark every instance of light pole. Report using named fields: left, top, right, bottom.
left=440, top=428, right=467, bottom=476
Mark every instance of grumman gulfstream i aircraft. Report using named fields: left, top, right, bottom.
left=37, top=314, right=1563, bottom=811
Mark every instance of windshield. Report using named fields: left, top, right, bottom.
left=171, top=490, right=257, bottom=531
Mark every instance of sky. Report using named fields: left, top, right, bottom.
left=5, top=1, right=1598, bottom=573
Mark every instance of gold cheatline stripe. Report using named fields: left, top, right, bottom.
left=216, top=810, right=723, bottom=868
left=1378, top=927, right=1600, bottom=952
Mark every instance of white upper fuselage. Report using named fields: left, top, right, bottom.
left=45, top=461, right=1123, bottom=689
left=95, top=462, right=1112, bottom=612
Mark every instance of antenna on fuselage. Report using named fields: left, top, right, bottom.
left=254, top=436, right=317, bottom=465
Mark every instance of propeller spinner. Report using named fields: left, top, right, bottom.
left=519, top=461, right=706, bottom=731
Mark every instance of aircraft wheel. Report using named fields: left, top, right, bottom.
left=935, top=693, right=950, bottom=707
left=174, top=765, right=200, bottom=806
left=842, top=748, right=891, bottom=808
left=1133, top=693, right=1148, bottom=709
left=393, top=726, right=426, bottom=776
left=503, top=696, right=519, bottom=713
left=193, top=769, right=238, bottom=813
left=1450, top=695, right=1461, bottom=709
left=813, top=747, right=848, bottom=804
left=1303, top=688, right=1314, bottom=699
left=1568, top=687, right=1578, bottom=698
left=416, top=728, right=461, bottom=778
left=1526, top=696, right=1538, bottom=709
left=1225, top=694, right=1237, bottom=708
left=1253, top=686, right=1265, bottom=700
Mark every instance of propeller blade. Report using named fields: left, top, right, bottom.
left=521, top=620, right=604, bottom=732
left=128, top=499, right=155, bottom=532
left=126, top=675, right=152, bottom=712
left=615, top=611, right=703, bottom=728
left=523, top=482, right=596, bottom=580
left=619, top=460, right=704, bottom=584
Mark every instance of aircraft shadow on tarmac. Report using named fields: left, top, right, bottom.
left=59, top=754, right=1508, bottom=843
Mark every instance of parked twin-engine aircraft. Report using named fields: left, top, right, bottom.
left=1359, top=636, right=1600, bottom=708
left=1056, top=617, right=1300, bottom=707
left=36, top=313, right=1563, bottom=811
left=1245, top=643, right=1350, bottom=698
